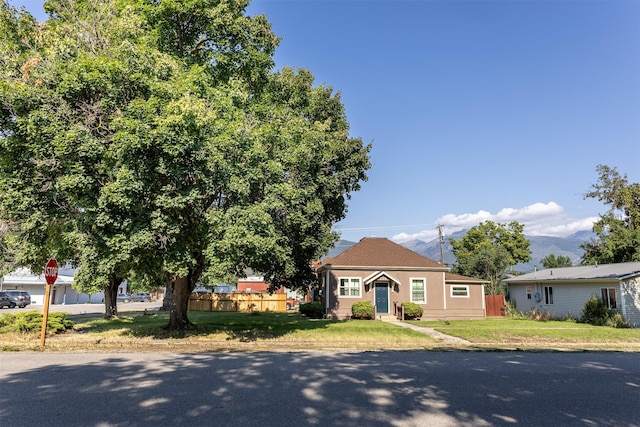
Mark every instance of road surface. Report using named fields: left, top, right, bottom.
left=1, top=351, right=639, bottom=426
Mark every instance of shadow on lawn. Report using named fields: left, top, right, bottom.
left=72, top=311, right=344, bottom=341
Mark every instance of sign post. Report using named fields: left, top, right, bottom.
left=40, top=258, right=58, bottom=347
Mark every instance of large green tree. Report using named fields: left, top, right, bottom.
left=450, top=221, right=531, bottom=294
left=0, top=0, right=173, bottom=317
left=581, top=165, right=640, bottom=264
left=0, top=0, right=370, bottom=329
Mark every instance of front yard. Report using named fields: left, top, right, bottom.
left=1, top=311, right=639, bottom=352
left=410, top=318, right=640, bottom=350
left=0, top=311, right=436, bottom=352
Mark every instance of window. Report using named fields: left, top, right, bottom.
left=451, top=285, right=469, bottom=298
left=339, top=278, right=361, bottom=297
left=601, top=288, right=617, bottom=309
left=411, top=278, right=426, bottom=303
left=544, top=286, right=553, bottom=304
left=526, top=286, right=532, bottom=300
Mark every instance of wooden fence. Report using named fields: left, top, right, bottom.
left=485, top=294, right=506, bottom=317
left=188, top=292, right=286, bottom=312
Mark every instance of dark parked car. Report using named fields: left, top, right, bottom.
left=4, top=290, right=31, bottom=308
left=131, top=292, right=151, bottom=302
left=117, top=293, right=131, bottom=303
left=0, top=292, right=12, bottom=308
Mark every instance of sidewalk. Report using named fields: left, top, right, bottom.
left=383, top=319, right=472, bottom=346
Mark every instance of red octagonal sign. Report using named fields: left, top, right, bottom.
left=44, top=258, right=58, bottom=285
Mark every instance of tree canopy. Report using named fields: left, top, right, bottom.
left=540, top=254, right=572, bottom=269
left=581, top=165, right=640, bottom=265
left=450, top=221, right=531, bottom=294
left=0, top=0, right=371, bottom=328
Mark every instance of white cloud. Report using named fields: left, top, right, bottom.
left=392, top=202, right=597, bottom=243
left=393, top=229, right=440, bottom=243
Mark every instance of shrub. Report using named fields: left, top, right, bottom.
left=351, top=301, right=374, bottom=319
left=299, top=302, right=325, bottom=319
left=525, top=307, right=556, bottom=321
left=401, top=302, right=423, bottom=320
left=0, top=311, right=73, bottom=334
left=580, top=295, right=629, bottom=328
left=504, top=301, right=521, bottom=318
left=607, top=312, right=629, bottom=328
left=581, top=295, right=609, bottom=326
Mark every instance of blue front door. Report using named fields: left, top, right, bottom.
left=375, top=283, right=389, bottom=313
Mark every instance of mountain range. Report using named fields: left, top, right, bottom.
left=327, top=230, right=595, bottom=273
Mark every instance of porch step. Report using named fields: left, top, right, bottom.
left=377, top=314, right=398, bottom=321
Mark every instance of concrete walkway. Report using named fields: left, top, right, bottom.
left=383, top=319, right=472, bottom=346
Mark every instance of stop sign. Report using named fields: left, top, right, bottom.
left=44, top=258, right=58, bottom=285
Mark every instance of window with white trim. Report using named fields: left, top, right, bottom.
left=339, top=278, right=361, bottom=297
left=451, top=285, right=469, bottom=298
left=601, top=288, right=617, bottom=309
left=526, top=286, right=532, bottom=300
left=410, top=278, right=426, bottom=303
left=544, top=286, right=553, bottom=305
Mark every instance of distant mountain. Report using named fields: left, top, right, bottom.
left=326, top=240, right=358, bottom=258
left=329, top=231, right=595, bottom=273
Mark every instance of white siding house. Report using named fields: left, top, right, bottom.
left=1, top=267, right=106, bottom=306
left=504, top=262, right=640, bottom=327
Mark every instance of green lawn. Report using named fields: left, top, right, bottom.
left=0, top=311, right=436, bottom=352
left=3, top=311, right=640, bottom=352
left=408, top=318, right=640, bottom=345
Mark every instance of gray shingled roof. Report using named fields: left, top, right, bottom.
left=504, top=261, right=640, bottom=283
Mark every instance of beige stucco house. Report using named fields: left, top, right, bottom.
left=316, top=237, right=487, bottom=320
left=504, top=262, right=640, bottom=327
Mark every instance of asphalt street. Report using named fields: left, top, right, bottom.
left=1, top=351, right=639, bottom=426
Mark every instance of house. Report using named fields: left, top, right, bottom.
left=316, top=237, right=487, bottom=320
left=504, top=262, right=640, bottom=327
left=237, top=276, right=274, bottom=293
left=1, top=266, right=105, bottom=305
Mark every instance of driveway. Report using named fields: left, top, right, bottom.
left=0, top=301, right=163, bottom=316
left=1, top=351, right=638, bottom=426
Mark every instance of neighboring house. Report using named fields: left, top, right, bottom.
left=1, top=267, right=105, bottom=305
left=237, top=276, right=287, bottom=295
left=316, top=237, right=487, bottom=320
left=237, top=276, right=271, bottom=293
left=504, top=262, right=640, bottom=327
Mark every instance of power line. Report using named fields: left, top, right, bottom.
left=334, top=222, right=438, bottom=232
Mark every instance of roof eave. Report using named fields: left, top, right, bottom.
left=319, top=265, right=450, bottom=272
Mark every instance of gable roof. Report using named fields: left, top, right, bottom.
left=2, top=267, right=75, bottom=286
left=363, top=271, right=402, bottom=285
left=504, top=261, right=640, bottom=283
left=320, top=237, right=445, bottom=269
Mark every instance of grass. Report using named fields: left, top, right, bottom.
left=407, top=318, right=640, bottom=349
left=2, top=311, right=640, bottom=352
left=0, top=311, right=436, bottom=352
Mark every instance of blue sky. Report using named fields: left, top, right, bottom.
left=12, top=0, right=640, bottom=244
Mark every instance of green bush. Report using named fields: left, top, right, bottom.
left=607, top=312, right=630, bottom=328
left=581, top=295, right=609, bottom=326
left=351, top=301, right=374, bottom=319
left=580, top=295, right=629, bottom=328
left=401, top=302, right=423, bottom=320
left=299, top=302, right=325, bottom=319
left=0, top=311, right=73, bottom=334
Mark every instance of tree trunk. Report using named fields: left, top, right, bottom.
left=166, top=275, right=194, bottom=331
left=161, top=273, right=174, bottom=311
left=103, top=276, right=121, bottom=319
left=165, top=256, right=203, bottom=331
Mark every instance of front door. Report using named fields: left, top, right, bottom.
left=375, top=283, right=389, bottom=314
